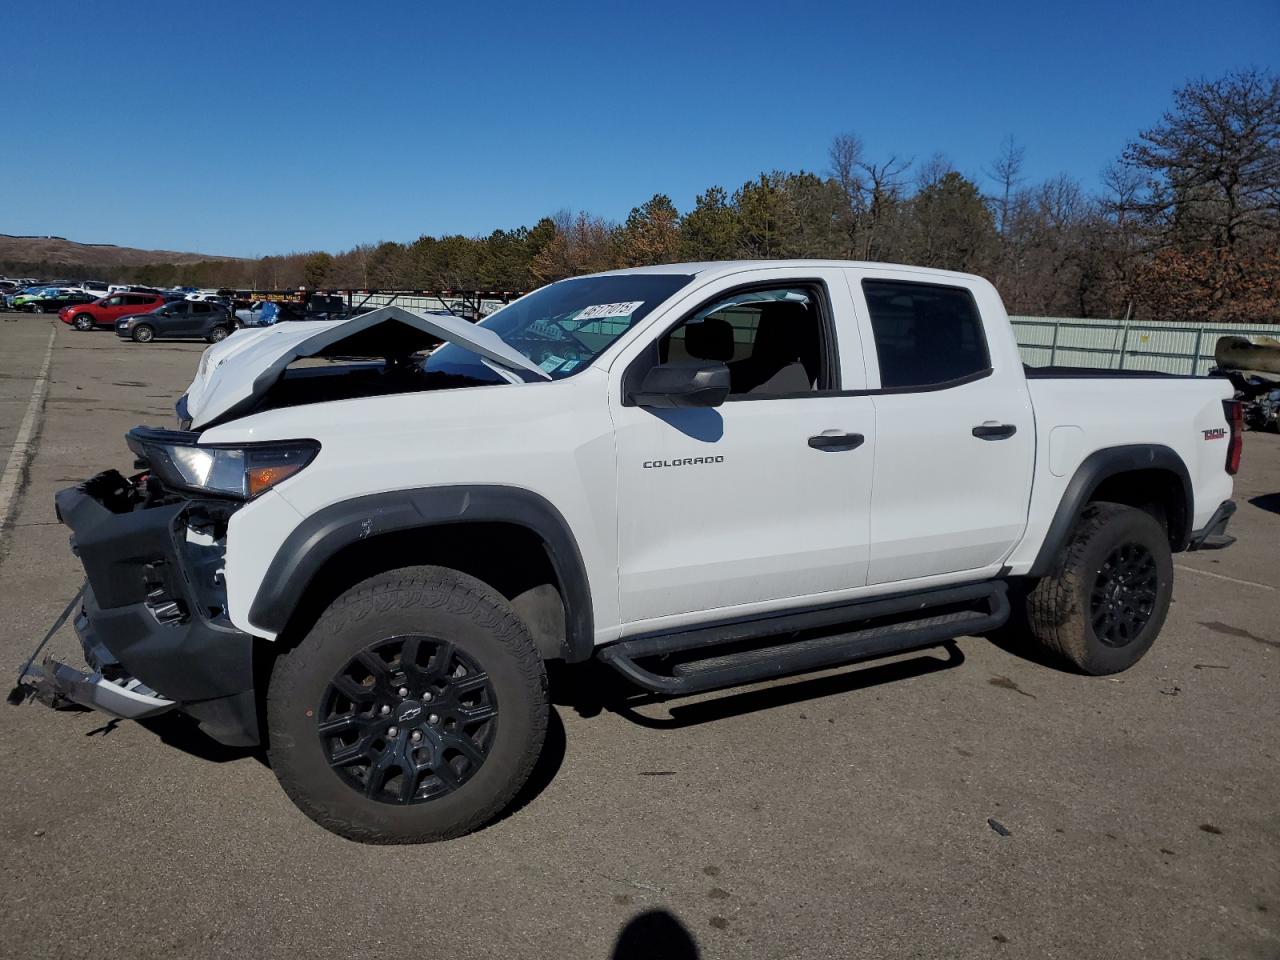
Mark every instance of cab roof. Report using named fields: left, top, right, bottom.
left=588, top=259, right=986, bottom=285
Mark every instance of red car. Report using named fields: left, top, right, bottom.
left=60, top=293, right=168, bottom=331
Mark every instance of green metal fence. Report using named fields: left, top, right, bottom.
left=1010, top=316, right=1279, bottom=375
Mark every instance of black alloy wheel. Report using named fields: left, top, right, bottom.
left=318, top=634, right=499, bottom=805
left=1089, top=542, right=1158, bottom=647
left=1025, top=502, right=1173, bottom=674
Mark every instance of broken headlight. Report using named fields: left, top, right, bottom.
left=129, top=428, right=319, bottom=500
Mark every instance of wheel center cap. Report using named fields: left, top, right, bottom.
left=396, top=700, right=423, bottom=724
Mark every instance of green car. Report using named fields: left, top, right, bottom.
left=11, top=287, right=96, bottom=313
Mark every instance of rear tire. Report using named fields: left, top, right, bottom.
left=131, top=324, right=155, bottom=343
left=30, top=304, right=44, bottom=314
left=1026, top=502, right=1173, bottom=675
left=267, top=565, right=548, bottom=843
left=72, top=314, right=95, bottom=331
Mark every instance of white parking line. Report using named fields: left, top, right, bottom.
left=0, top=323, right=56, bottom=529
left=1175, top=563, right=1275, bottom=592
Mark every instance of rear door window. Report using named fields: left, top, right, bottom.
left=861, top=280, right=989, bottom=389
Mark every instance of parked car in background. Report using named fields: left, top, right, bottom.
left=187, top=292, right=232, bottom=309
left=14, top=287, right=97, bottom=313
left=1, top=283, right=29, bottom=308
left=106, top=284, right=166, bottom=296
left=4, top=286, right=40, bottom=309
left=78, top=281, right=112, bottom=300
left=115, top=299, right=235, bottom=343
left=60, top=292, right=168, bottom=330
left=233, top=300, right=281, bottom=327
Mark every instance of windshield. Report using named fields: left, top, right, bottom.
left=424, top=273, right=693, bottom=382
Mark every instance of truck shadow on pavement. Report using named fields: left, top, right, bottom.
left=137, top=712, right=270, bottom=765
left=548, top=642, right=966, bottom=730
left=131, top=703, right=571, bottom=826
left=1249, top=492, right=1280, bottom=515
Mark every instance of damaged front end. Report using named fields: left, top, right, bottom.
left=15, top=441, right=261, bottom=746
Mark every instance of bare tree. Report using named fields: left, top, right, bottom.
left=351, top=242, right=375, bottom=288
left=915, top=153, right=956, bottom=192
left=855, top=154, right=912, bottom=260
left=985, top=135, right=1026, bottom=236
left=828, top=133, right=866, bottom=257
left=828, top=133, right=866, bottom=207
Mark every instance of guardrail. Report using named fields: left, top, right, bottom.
left=1010, top=316, right=1279, bottom=375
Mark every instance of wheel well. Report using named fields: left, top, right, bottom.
left=277, top=522, right=568, bottom=660
left=1087, top=468, right=1189, bottom=549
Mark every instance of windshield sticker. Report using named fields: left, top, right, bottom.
left=538, top=353, right=567, bottom=372
left=559, top=359, right=581, bottom=372
left=574, top=301, right=644, bottom=321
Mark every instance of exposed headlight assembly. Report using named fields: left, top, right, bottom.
left=127, top=428, right=319, bottom=499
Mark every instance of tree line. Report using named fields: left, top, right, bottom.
left=9, top=68, right=1277, bottom=322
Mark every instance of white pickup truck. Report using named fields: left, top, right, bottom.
left=19, top=260, right=1242, bottom=843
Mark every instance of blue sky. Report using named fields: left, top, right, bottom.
left=4, top=0, right=1277, bottom=258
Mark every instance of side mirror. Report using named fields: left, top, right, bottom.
left=629, top=360, right=731, bottom=408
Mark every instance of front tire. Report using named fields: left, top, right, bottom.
left=207, top=324, right=230, bottom=343
left=267, top=565, right=548, bottom=843
left=29, top=304, right=44, bottom=314
left=1026, top=502, right=1173, bottom=675
left=72, top=314, right=95, bottom=331
left=131, top=324, right=155, bottom=343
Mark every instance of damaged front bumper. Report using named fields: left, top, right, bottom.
left=15, top=470, right=261, bottom=746
left=21, top=653, right=176, bottom=720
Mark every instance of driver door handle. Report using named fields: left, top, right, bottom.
left=808, top=431, right=865, bottom=452
left=972, top=423, right=1017, bottom=440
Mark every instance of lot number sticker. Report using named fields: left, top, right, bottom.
left=575, top=301, right=644, bottom=321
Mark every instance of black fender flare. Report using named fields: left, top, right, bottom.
left=247, top=485, right=595, bottom=661
left=1027, top=444, right=1193, bottom=577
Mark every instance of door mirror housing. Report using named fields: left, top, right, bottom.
left=628, top=360, right=731, bottom=408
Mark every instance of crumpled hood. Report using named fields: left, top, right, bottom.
left=182, top=305, right=549, bottom=428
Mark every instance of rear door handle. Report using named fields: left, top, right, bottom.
left=808, top=431, right=865, bottom=452
left=972, top=423, right=1017, bottom=440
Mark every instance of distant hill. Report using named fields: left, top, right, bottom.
left=0, top=234, right=244, bottom=268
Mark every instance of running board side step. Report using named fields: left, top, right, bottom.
left=597, top=582, right=1009, bottom=695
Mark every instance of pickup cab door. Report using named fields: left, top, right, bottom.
left=848, top=271, right=1034, bottom=585
left=609, top=267, right=877, bottom=631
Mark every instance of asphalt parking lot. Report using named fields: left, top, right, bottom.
left=0, top=314, right=1276, bottom=959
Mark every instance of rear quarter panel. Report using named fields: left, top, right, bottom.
left=1006, top=375, right=1235, bottom=573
